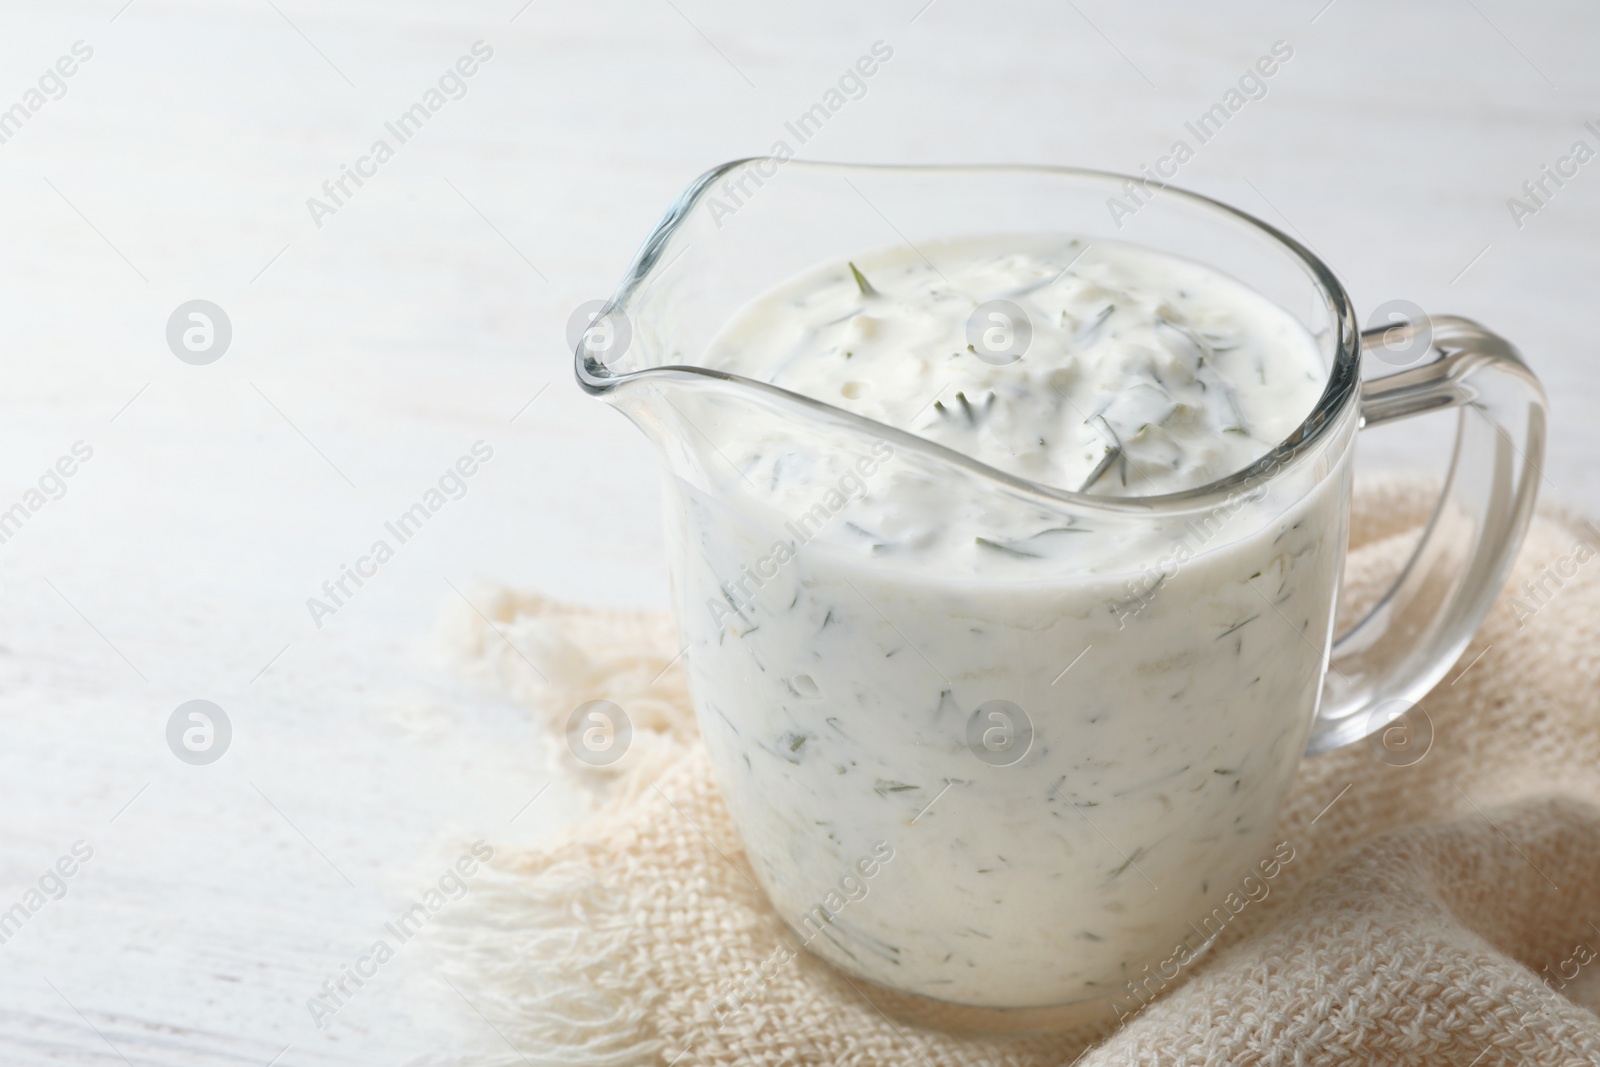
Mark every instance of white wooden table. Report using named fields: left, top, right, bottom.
left=0, top=0, right=1594, bottom=1062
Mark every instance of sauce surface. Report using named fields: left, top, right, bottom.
left=707, top=236, right=1325, bottom=499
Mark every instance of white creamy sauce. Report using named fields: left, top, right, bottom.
left=709, top=237, right=1322, bottom=499
left=663, top=236, right=1348, bottom=1009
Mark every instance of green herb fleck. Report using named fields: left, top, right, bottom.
left=774, top=731, right=810, bottom=764
left=848, top=261, right=879, bottom=298
left=1106, top=847, right=1146, bottom=883
left=975, top=536, right=1041, bottom=559
left=1074, top=303, right=1115, bottom=345
left=1079, top=444, right=1122, bottom=493
left=1215, top=614, right=1260, bottom=640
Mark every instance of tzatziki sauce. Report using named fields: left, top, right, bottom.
left=663, top=236, right=1347, bottom=1009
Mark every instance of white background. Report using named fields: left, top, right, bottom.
left=0, top=0, right=1594, bottom=1062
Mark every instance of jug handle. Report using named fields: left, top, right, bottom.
left=1307, top=315, right=1547, bottom=754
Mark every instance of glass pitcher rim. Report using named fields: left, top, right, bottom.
left=576, top=159, right=1362, bottom=516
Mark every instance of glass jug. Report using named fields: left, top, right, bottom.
left=575, top=162, right=1546, bottom=1028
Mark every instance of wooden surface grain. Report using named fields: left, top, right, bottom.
left=0, top=0, right=1595, bottom=1062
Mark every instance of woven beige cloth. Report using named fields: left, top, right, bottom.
left=429, top=479, right=1600, bottom=1066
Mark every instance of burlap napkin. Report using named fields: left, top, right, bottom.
left=425, top=478, right=1600, bottom=1066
